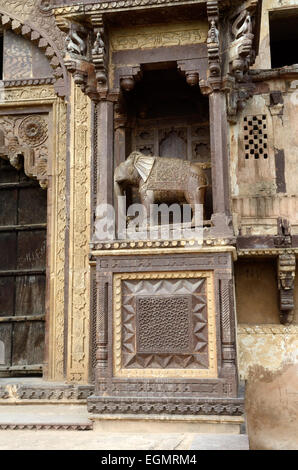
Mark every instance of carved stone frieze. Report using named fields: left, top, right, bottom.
left=87, top=397, right=245, bottom=416
left=0, top=383, right=94, bottom=402
left=110, top=22, right=208, bottom=51
left=0, top=114, right=49, bottom=188
left=53, top=0, right=213, bottom=16
left=67, top=82, right=92, bottom=383
left=277, top=253, right=296, bottom=325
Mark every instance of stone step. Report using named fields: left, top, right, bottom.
left=0, top=404, right=93, bottom=430
left=190, top=433, right=249, bottom=450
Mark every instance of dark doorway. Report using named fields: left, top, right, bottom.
left=269, top=9, right=298, bottom=69
left=0, top=158, right=47, bottom=377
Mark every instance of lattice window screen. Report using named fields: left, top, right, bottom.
left=243, top=114, right=268, bottom=160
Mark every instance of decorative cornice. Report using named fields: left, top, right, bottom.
left=53, top=0, right=206, bottom=17
left=238, top=248, right=298, bottom=257
left=91, top=236, right=236, bottom=251
left=0, top=423, right=93, bottom=430
left=238, top=324, right=298, bottom=335
left=90, top=245, right=237, bottom=261
left=0, top=78, right=55, bottom=88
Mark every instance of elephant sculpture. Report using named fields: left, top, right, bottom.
left=114, top=151, right=208, bottom=225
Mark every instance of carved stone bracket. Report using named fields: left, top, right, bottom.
left=206, top=0, right=221, bottom=88
left=0, top=115, right=49, bottom=189
left=229, top=9, right=255, bottom=81
left=224, top=75, right=255, bottom=123
left=277, top=253, right=296, bottom=325
left=57, top=13, right=110, bottom=100
left=119, top=66, right=142, bottom=93
left=225, top=1, right=261, bottom=121
left=91, top=14, right=108, bottom=94
left=177, top=60, right=205, bottom=88
left=63, top=20, right=91, bottom=92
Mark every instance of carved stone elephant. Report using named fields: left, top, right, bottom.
left=114, top=151, right=208, bottom=224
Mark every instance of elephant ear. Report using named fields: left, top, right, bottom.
left=134, top=155, right=155, bottom=182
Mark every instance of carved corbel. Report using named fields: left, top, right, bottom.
left=63, top=20, right=93, bottom=93
left=119, top=66, right=142, bottom=93
left=0, top=116, right=49, bottom=189
left=90, top=14, right=109, bottom=97
left=278, top=253, right=296, bottom=325
left=224, top=76, right=255, bottom=123
left=177, top=61, right=200, bottom=87
left=230, top=10, right=255, bottom=82
left=225, top=1, right=260, bottom=121
left=206, top=0, right=221, bottom=89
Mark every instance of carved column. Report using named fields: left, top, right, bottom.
left=278, top=253, right=296, bottom=325
left=95, top=99, right=114, bottom=210
left=219, top=276, right=237, bottom=395
left=95, top=273, right=109, bottom=381
left=209, top=91, right=232, bottom=234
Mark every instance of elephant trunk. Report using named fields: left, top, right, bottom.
left=114, top=180, right=124, bottom=200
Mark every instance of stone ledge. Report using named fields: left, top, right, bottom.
left=0, top=380, right=94, bottom=402
left=87, top=396, right=245, bottom=416
left=89, top=414, right=244, bottom=434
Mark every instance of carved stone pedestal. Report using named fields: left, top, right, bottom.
left=88, top=248, right=244, bottom=419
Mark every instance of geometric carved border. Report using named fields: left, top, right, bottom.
left=113, top=271, right=217, bottom=379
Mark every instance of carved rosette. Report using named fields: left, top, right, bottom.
left=0, top=115, right=49, bottom=189
left=19, top=116, right=48, bottom=147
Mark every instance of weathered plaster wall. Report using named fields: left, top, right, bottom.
left=238, top=325, right=298, bottom=449
left=231, top=0, right=298, bottom=236
left=235, top=259, right=280, bottom=324
left=231, top=81, right=298, bottom=235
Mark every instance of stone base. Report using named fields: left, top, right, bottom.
left=0, top=404, right=93, bottom=430
left=87, top=396, right=245, bottom=417
left=89, top=413, right=244, bottom=434
left=0, top=378, right=94, bottom=403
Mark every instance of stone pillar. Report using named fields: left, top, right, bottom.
left=66, top=80, right=91, bottom=384
left=96, top=99, right=114, bottom=210
left=209, top=91, right=232, bottom=236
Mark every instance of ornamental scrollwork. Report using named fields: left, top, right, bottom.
left=0, top=114, right=49, bottom=189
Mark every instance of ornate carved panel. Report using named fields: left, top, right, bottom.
left=0, top=114, right=49, bottom=189
left=113, top=271, right=217, bottom=379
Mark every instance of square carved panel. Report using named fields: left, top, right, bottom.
left=136, top=295, right=191, bottom=354
left=113, top=271, right=217, bottom=379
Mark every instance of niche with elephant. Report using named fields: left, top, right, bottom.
left=114, top=64, right=213, bottom=225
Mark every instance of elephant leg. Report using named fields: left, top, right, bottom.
left=185, top=191, right=204, bottom=226
left=140, top=189, right=154, bottom=227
